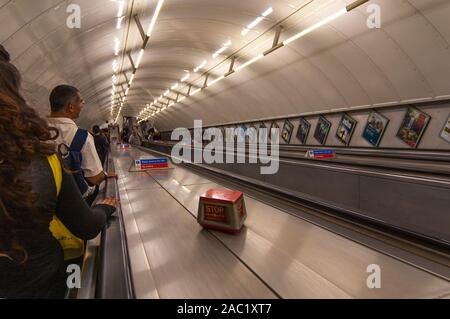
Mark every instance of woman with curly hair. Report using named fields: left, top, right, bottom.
left=0, top=54, right=118, bottom=298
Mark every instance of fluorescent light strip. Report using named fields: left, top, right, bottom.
left=135, top=49, right=144, bottom=68
left=247, top=16, right=264, bottom=30
left=212, top=45, right=229, bottom=59
left=241, top=7, right=273, bottom=37
left=117, top=16, right=124, bottom=29
left=208, top=75, right=225, bottom=87
left=234, top=54, right=263, bottom=72
left=181, top=73, right=190, bottom=82
left=147, top=0, right=165, bottom=37
left=262, top=7, right=273, bottom=17
left=190, top=88, right=201, bottom=96
left=283, top=8, right=346, bottom=45
left=194, top=60, right=207, bottom=73
left=129, top=73, right=135, bottom=85
left=117, top=0, right=125, bottom=17
left=114, top=38, right=121, bottom=56
left=119, top=1, right=165, bottom=119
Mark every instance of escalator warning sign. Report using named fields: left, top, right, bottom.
left=204, top=204, right=227, bottom=222
left=135, top=158, right=168, bottom=170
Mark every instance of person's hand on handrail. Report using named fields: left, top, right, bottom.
left=98, top=197, right=120, bottom=208
left=105, top=171, right=118, bottom=179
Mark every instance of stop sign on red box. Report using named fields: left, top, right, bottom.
left=197, top=189, right=247, bottom=234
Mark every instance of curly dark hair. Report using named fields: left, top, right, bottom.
left=0, top=60, right=58, bottom=263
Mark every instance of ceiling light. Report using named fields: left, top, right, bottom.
left=117, top=16, right=124, bottom=30
left=129, top=73, right=135, bottom=85
left=135, top=49, right=144, bottom=68
left=283, top=8, right=346, bottom=46
left=117, top=0, right=125, bottom=17
left=234, top=54, right=263, bottom=72
left=114, top=38, right=121, bottom=56
left=262, top=7, right=273, bottom=17
left=190, top=88, right=201, bottom=96
left=212, top=41, right=231, bottom=59
left=208, top=75, right=225, bottom=87
left=247, top=16, right=264, bottom=30
left=112, top=60, right=119, bottom=72
left=181, top=73, right=190, bottom=82
left=146, top=0, right=165, bottom=37
left=194, top=60, right=207, bottom=72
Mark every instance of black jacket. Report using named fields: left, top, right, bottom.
left=0, top=156, right=115, bottom=298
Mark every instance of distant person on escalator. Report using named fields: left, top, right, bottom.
left=128, top=131, right=142, bottom=146
left=146, top=128, right=155, bottom=141
left=47, top=85, right=117, bottom=205
left=121, top=127, right=130, bottom=144
left=92, top=125, right=109, bottom=166
left=0, top=58, right=119, bottom=298
left=101, top=128, right=111, bottom=144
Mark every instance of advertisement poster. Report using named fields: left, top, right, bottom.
left=396, top=107, right=431, bottom=148
left=296, top=117, right=311, bottom=144
left=336, top=113, right=357, bottom=146
left=362, top=111, right=389, bottom=147
left=268, top=121, right=280, bottom=141
left=313, top=116, right=331, bottom=145
left=281, top=119, right=294, bottom=144
left=440, top=113, right=450, bottom=143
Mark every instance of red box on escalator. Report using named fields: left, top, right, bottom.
left=197, top=189, right=247, bottom=234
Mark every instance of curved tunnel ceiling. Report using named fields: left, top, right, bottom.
left=2, top=0, right=450, bottom=130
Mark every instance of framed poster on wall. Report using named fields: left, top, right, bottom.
left=281, top=119, right=294, bottom=144
left=396, top=107, right=431, bottom=148
left=362, top=111, right=389, bottom=147
left=336, top=113, right=357, bottom=146
left=268, top=121, right=280, bottom=141
left=314, top=116, right=331, bottom=145
left=440, top=113, right=450, bottom=144
left=296, top=117, right=311, bottom=144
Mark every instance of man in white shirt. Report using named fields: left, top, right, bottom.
left=47, top=85, right=116, bottom=199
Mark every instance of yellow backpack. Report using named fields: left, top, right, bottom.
left=47, top=154, right=85, bottom=261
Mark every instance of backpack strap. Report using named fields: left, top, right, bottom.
left=70, top=129, right=88, bottom=152
left=47, top=154, right=62, bottom=196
